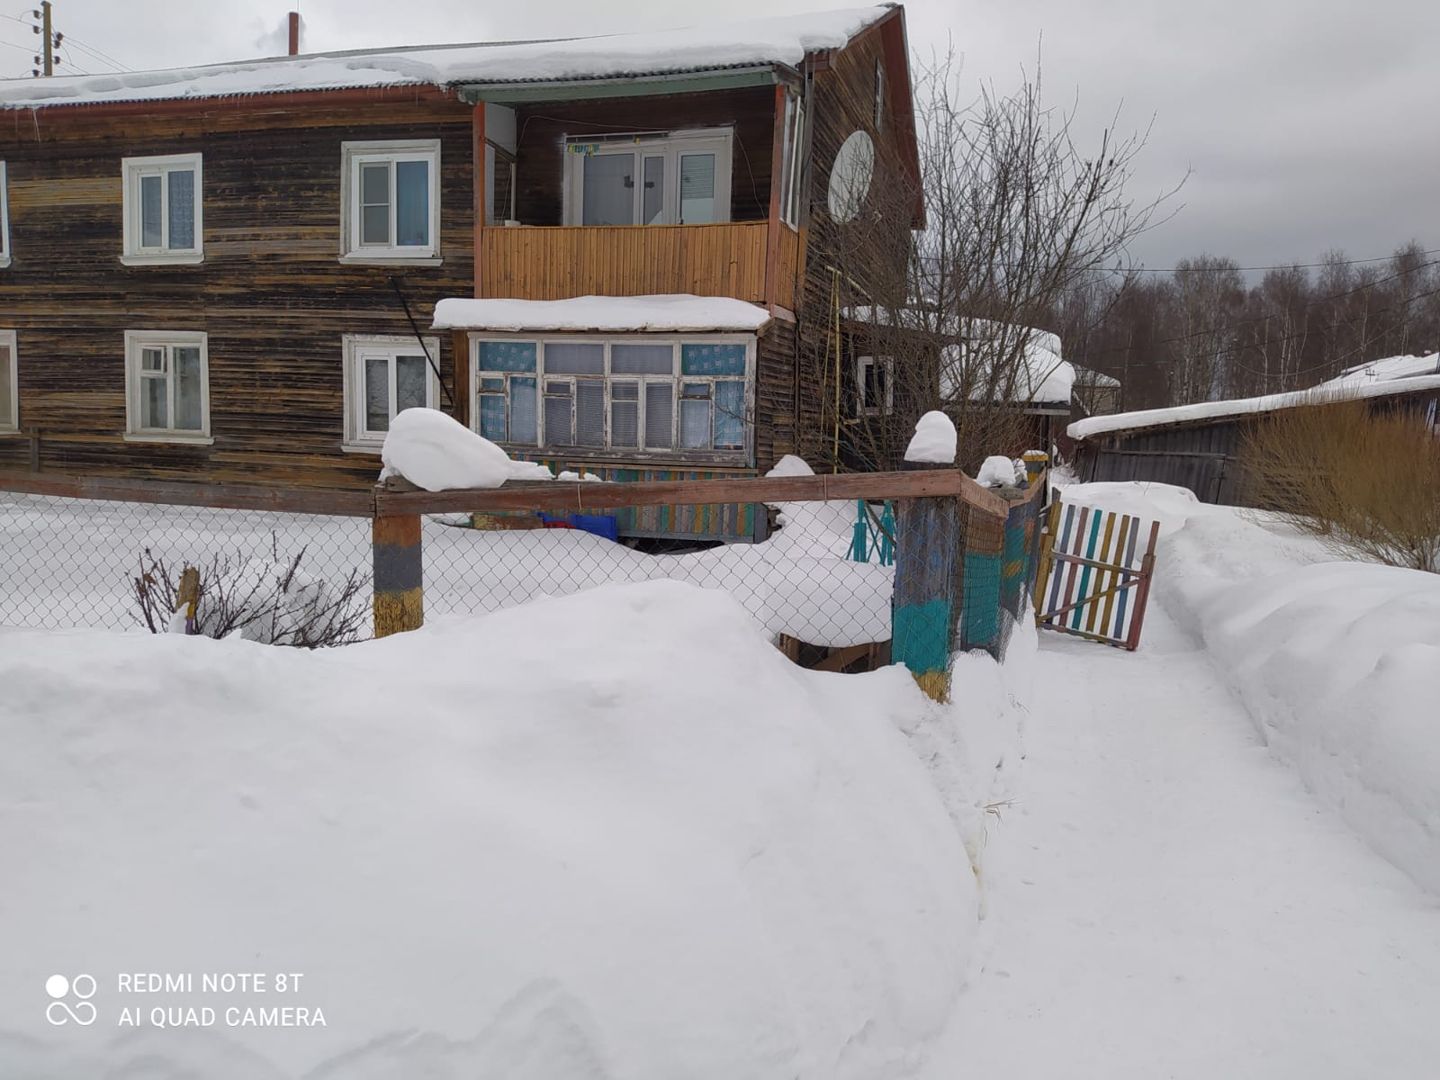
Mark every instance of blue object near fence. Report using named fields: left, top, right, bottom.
left=849, top=500, right=896, bottom=566
left=539, top=512, right=620, bottom=541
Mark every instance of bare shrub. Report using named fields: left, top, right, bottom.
left=1239, top=397, right=1440, bottom=572
left=134, top=535, right=370, bottom=646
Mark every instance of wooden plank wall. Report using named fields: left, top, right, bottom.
left=480, top=222, right=769, bottom=302
left=510, top=88, right=776, bottom=225
left=793, top=21, right=921, bottom=469
left=0, top=94, right=475, bottom=489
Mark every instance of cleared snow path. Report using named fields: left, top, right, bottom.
left=924, top=600, right=1440, bottom=1079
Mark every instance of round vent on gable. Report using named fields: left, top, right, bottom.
left=827, top=130, right=875, bottom=222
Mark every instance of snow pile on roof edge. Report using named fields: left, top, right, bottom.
left=1069, top=371, right=1440, bottom=440
left=0, top=7, right=892, bottom=110
left=433, top=294, right=772, bottom=334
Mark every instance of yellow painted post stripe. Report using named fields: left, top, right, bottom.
left=1099, top=513, right=1128, bottom=638
left=1085, top=510, right=1117, bottom=635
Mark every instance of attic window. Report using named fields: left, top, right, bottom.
left=874, top=60, right=885, bottom=131
left=121, top=154, right=203, bottom=266
left=857, top=354, right=894, bottom=416
left=563, top=130, right=732, bottom=226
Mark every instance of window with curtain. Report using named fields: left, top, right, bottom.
left=565, top=131, right=732, bottom=227
left=343, top=334, right=441, bottom=450
left=124, top=331, right=210, bottom=441
left=342, top=141, right=441, bottom=260
left=121, top=154, right=203, bottom=264
left=473, top=336, right=751, bottom=454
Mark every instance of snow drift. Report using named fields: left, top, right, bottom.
left=1063, top=481, right=1440, bottom=896
left=0, top=581, right=979, bottom=1078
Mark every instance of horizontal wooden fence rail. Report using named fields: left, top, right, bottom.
left=0, top=471, right=374, bottom=516
left=374, top=469, right=1011, bottom=518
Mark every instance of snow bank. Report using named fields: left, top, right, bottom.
left=905, top=411, right=957, bottom=464
left=0, top=7, right=891, bottom=110
left=433, top=295, right=771, bottom=333
left=1062, top=480, right=1440, bottom=896
left=380, top=407, right=550, bottom=490
left=0, top=580, right=977, bottom=1078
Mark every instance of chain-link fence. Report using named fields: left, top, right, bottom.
left=423, top=496, right=896, bottom=650
left=0, top=490, right=372, bottom=637
left=2, top=471, right=1045, bottom=683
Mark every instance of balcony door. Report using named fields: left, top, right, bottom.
left=564, top=129, right=732, bottom=227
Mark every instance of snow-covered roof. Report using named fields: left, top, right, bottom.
left=432, top=294, right=772, bottom=333
left=0, top=7, right=893, bottom=111
left=1072, top=365, right=1121, bottom=389
left=845, top=306, right=1073, bottom=406
left=1068, top=371, right=1440, bottom=441
left=1318, top=352, right=1440, bottom=389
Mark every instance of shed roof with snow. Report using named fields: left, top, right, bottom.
left=1068, top=353, right=1440, bottom=442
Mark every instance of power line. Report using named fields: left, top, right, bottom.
left=1112, top=248, right=1440, bottom=275
left=61, top=31, right=127, bottom=71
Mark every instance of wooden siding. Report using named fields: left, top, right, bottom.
left=793, top=17, right=918, bottom=468
left=0, top=96, right=475, bottom=489
left=480, top=222, right=770, bottom=302
left=510, top=88, right=776, bottom=226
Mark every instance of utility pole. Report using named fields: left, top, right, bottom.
left=40, top=1, right=52, bottom=75
left=31, top=2, right=63, bottom=77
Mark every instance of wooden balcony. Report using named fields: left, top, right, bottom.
left=478, top=222, right=799, bottom=311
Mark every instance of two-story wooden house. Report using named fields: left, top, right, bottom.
left=0, top=5, right=921, bottom=538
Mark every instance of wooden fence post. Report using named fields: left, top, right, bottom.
left=891, top=484, right=961, bottom=702
left=373, top=511, right=423, bottom=638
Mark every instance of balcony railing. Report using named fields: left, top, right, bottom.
left=479, top=222, right=798, bottom=310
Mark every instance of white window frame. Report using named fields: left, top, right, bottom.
left=123, top=330, right=211, bottom=444
left=470, top=333, right=754, bottom=456
left=0, top=330, right=17, bottom=431
left=778, top=94, right=807, bottom=229
left=0, top=162, right=11, bottom=269
left=857, top=354, right=894, bottom=416
left=562, top=129, right=734, bottom=227
left=121, top=153, right=203, bottom=266
left=340, top=140, right=442, bottom=264
left=342, top=334, right=442, bottom=452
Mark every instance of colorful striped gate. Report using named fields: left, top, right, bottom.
left=1032, top=500, right=1161, bottom=650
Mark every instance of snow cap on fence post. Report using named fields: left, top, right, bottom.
left=904, top=411, right=957, bottom=465
left=892, top=413, right=962, bottom=701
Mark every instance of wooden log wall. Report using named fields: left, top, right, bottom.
left=0, top=92, right=475, bottom=489
left=792, top=18, right=921, bottom=470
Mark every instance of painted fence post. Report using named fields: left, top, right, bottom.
left=373, top=511, right=423, bottom=638
left=891, top=482, right=961, bottom=702
left=958, top=500, right=1006, bottom=659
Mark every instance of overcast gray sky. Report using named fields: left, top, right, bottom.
left=3, top=0, right=1436, bottom=271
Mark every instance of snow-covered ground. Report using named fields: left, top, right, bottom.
left=5, top=476, right=1438, bottom=1078
left=925, top=481, right=1440, bottom=1078
left=0, top=580, right=1018, bottom=1078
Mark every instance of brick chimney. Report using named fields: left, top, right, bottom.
left=288, top=11, right=301, bottom=56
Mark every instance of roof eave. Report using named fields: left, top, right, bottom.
left=457, top=64, right=784, bottom=104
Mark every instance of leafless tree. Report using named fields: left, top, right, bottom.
left=805, top=50, right=1179, bottom=471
